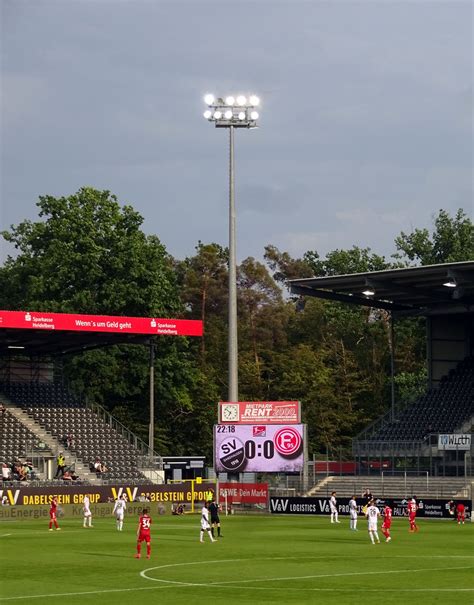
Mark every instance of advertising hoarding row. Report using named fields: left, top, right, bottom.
left=0, top=483, right=215, bottom=506
left=269, top=496, right=471, bottom=519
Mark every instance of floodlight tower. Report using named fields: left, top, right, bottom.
left=203, top=94, right=260, bottom=402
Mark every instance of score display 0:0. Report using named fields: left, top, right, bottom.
left=245, top=439, right=274, bottom=459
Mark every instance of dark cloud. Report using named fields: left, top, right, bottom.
left=1, top=1, right=472, bottom=264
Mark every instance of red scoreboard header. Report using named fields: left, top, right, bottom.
left=0, top=310, right=203, bottom=337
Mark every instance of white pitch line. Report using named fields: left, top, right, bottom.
left=1, top=558, right=473, bottom=601
left=0, top=533, right=12, bottom=537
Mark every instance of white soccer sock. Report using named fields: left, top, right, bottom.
left=331, top=512, right=334, bottom=523
left=88, top=518, right=92, bottom=527
left=335, top=512, right=339, bottom=522
left=374, top=531, right=380, bottom=542
left=369, top=531, right=374, bottom=544
left=119, top=520, right=123, bottom=530
left=354, top=519, right=357, bottom=530
left=208, top=530, right=215, bottom=542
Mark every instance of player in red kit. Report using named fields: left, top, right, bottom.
left=456, top=502, right=465, bottom=525
left=48, top=496, right=61, bottom=531
left=135, top=508, right=152, bottom=559
left=407, top=496, right=419, bottom=532
left=381, top=502, right=392, bottom=542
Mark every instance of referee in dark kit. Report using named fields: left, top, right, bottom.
left=208, top=496, right=223, bottom=538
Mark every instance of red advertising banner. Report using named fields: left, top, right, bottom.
left=219, top=401, right=300, bottom=424
left=0, top=310, right=202, bottom=337
left=218, top=482, right=268, bottom=505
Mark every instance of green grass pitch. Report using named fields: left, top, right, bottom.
left=0, top=513, right=472, bottom=604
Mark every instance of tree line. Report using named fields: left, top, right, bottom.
left=1, top=188, right=472, bottom=461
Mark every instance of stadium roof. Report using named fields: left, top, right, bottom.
left=0, top=329, right=153, bottom=357
left=289, top=261, right=474, bottom=315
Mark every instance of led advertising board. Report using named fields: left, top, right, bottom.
left=0, top=310, right=202, bottom=337
left=218, top=401, right=300, bottom=424
left=214, top=424, right=304, bottom=473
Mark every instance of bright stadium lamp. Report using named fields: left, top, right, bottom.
left=202, top=93, right=261, bottom=402
left=204, top=93, right=215, bottom=105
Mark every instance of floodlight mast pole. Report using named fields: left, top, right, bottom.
left=228, top=125, right=238, bottom=402
left=203, top=94, right=260, bottom=403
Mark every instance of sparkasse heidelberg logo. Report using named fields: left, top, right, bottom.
left=274, top=427, right=302, bottom=456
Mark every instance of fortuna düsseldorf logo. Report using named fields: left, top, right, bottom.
left=274, top=427, right=302, bottom=457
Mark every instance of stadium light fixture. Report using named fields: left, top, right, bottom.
left=362, top=281, right=376, bottom=297
left=203, top=93, right=261, bottom=129
left=443, top=269, right=463, bottom=289
left=203, top=93, right=261, bottom=402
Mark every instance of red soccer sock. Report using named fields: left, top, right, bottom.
left=49, top=521, right=52, bottom=529
left=136, top=543, right=141, bottom=555
left=146, top=544, right=151, bottom=557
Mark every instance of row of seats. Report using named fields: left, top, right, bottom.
left=370, top=357, right=474, bottom=442
left=1, top=382, right=151, bottom=483
left=0, top=411, right=43, bottom=464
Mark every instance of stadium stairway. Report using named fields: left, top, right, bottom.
left=0, top=382, right=156, bottom=484
left=0, top=396, right=98, bottom=483
left=307, top=475, right=471, bottom=499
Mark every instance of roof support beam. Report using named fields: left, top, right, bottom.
left=290, top=285, right=413, bottom=312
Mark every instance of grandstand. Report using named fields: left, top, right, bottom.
left=291, top=261, right=474, bottom=490
left=0, top=381, right=153, bottom=485
left=0, top=310, right=203, bottom=488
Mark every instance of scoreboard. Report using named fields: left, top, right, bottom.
left=214, top=424, right=304, bottom=473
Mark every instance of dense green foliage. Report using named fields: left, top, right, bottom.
left=0, top=514, right=472, bottom=605
left=1, top=190, right=472, bottom=460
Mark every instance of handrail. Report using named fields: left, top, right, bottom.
left=84, top=399, right=163, bottom=470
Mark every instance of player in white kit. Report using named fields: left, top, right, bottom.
left=83, top=495, right=93, bottom=528
left=329, top=491, right=340, bottom=523
left=349, top=495, right=358, bottom=531
left=200, top=503, right=215, bottom=543
left=365, top=499, right=381, bottom=544
left=113, top=495, right=127, bottom=531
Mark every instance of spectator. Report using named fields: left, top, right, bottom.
left=0, top=403, right=6, bottom=416
left=63, top=469, right=79, bottom=481
left=93, top=458, right=108, bottom=474
left=54, top=453, right=66, bottom=479
left=21, top=464, right=30, bottom=481
left=14, top=463, right=26, bottom=481
left=66, top=433, right=75, bottom=449
left=1, top=462, right=10, bottom=482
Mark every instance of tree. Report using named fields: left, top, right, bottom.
left=0, top=187, right=179, bottom=316
left=0, top=188, right=200, bottom=457
left=394, top=208, right=473, bottom=265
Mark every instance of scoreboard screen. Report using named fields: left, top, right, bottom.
left=214, top=424, right=304, bottom=473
